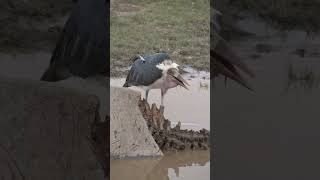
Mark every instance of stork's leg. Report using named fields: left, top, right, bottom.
left=145, top=90, right=150, bottom=101
left=161, top=89, right=167, bottom=107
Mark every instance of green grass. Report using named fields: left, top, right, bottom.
left=111, top=0, right=210, bottom=77
left=0, top=0, right=73, bottom=52
left=218, top=0, right=320, bottom=33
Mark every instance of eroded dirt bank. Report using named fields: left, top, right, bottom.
left=139, top=99, right=210, bottom=152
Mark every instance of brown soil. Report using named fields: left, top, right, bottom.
left=139, top=99, right=210, bottom=152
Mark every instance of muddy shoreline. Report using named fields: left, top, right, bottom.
left=139, top=99, right=210, bottom=152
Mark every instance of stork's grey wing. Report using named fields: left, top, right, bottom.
left=41, top=0, right=109, bottom=81
left=123, top=53, right=170, bottom=87
left=143, top=53, right=171, bottom=65
left=124, top=59, right=163, bottom=87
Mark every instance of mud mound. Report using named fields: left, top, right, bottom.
left=139, top=99, right=210, bottom=152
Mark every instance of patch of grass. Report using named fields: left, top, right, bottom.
left=218, top=0, right=320, bottom=33
left=0, top=0, right=72, bottom=52
left=111, top=0, right=210, bottom=77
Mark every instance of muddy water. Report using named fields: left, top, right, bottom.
left=111, top=150, right=210, bottom=180
left=0, top=52, right=211, bottom=131
left=110, top=71, right=210, bottom=130
left=0, top=52, right=50, bottom=80
left=0, top=52, right=210, bottom=179
left=214, top=17, right=320, bottom=179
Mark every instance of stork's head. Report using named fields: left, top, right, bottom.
left=155, top=58, right=190, bottom=90
left=166, top=68, right=190, bottom=90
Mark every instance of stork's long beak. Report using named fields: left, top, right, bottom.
left=170, top=73, right=190, bottom=90
left=212, top=34, right=255, bottom=91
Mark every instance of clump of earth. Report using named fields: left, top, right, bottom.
left=139, top=99, right=210, bottom=152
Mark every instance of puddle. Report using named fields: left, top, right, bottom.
left=0, top=52, right=50, bottom=80
left=110, top=71, right=210, bottom=130
left=0, top=53, right=210, bottom=131
left=214, top=20, right=320, bottom=178
left=110, top=150, right=210, bottom=180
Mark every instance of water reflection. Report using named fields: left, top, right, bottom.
left=110, top=151, right=210, bottom=180
left=110, top=73, right=210, bottom=130
left=284, top=62, right=320, bottom=93
left=214, top=23, right=320, bottom=178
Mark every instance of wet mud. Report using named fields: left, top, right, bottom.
left=139, top=99, right=210, bottom=152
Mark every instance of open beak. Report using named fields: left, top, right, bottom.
left=212, top=34, right=255, bottom=91
left=170, top=73, right=190, bottom=90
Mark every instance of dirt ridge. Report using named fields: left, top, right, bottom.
left=139, top=99, right=210, bottom=152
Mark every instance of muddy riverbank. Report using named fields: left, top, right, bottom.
left=139, top=99, right=210, bottom=152
left=110, top=72, right=210, bottom=153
